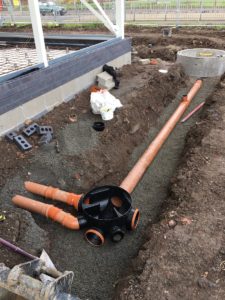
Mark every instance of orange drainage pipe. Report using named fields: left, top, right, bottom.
left=120, top=79, right=203, bottom=194
left=12, top=195, right=80, bottom=230
left=24, top=181, right=82, bottom=210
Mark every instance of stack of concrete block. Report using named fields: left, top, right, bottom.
left=97, top=71, right=115, bottom=90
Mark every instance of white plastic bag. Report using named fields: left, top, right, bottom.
left=90, top=89, right=122, bottom=120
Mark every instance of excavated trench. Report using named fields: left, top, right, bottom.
left=0, top=29, right=223, bottom=299
left=0, top=76, right=218, bottom=300
left=115, top=76, right=225, bottom=300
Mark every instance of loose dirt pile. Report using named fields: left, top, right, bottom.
left=115, top=77, right=225, bottom=300
left=130, top=27, right=225, bottom=62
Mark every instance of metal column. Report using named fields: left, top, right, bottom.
left=28, top=0, right=48, bottom=67
left=80, top=0, right=124, bottom=39
left=115, top=0, right=124, bottom=39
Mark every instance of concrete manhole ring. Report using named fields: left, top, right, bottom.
left=177, top=48, right=225, bottom=77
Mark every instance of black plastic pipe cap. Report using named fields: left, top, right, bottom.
left=92, top=122, right=105, bottom=132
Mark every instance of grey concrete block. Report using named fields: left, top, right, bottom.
left=98, top=77, right=114, bottom=86
left=97, top=71, right=115, bottom=90
left=5, top=131, right=17, bottom=142
left=97, top=71, right=113, bottom=82
left=98, top=80, right=115, bottom=90
left=23, top=123, right=39, bottom=137
left=14, top=135, right=32, bottom=151
left=139, top=58, right=150, bottom=65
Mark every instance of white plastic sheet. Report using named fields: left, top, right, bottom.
left=90, top=89, right=123, bottom=120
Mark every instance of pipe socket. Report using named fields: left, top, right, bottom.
left=126, top=208, right=140, bottom=231
left=85, top=228, right=105, bottom=246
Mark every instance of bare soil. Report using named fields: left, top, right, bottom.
left=1, top=26, right=225, bottom=300
left=0, top=63, right=185, bottom=191
left=0, top=59, right=187, bottom=299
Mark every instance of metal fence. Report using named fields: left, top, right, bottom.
left=1, top=1, right=225, bottom=26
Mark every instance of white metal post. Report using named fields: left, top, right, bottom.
left=80, top=0, right=116, bottom=34
left=28, top=0, right=48, bottom=67
left=6, top=0, right=15, bottom=24
left=176, top=0, right=180, bottom=28
left=92, top=0, right=115, bottom=32
left=115, top=0, right=124, bottom=39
